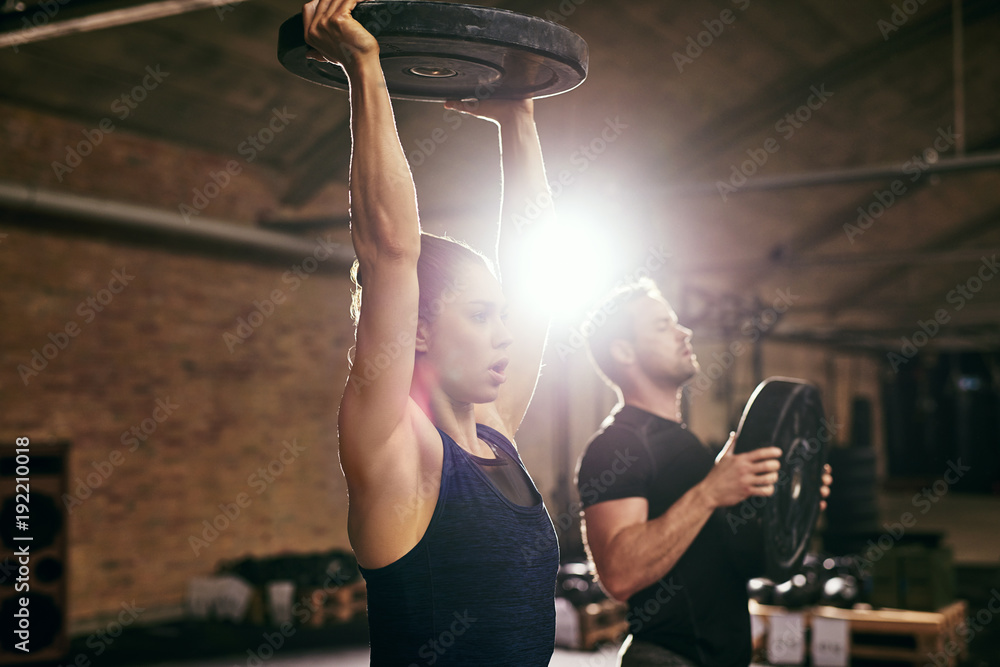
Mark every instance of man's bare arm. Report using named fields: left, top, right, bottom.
left=584, top=443, right=783, bottom=601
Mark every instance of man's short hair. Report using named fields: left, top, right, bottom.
left=583, top=278, right=663, bottom=386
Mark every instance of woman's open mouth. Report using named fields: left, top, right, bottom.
left=489, top=358, right=509, bottom=383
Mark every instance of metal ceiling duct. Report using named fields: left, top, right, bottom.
left=0, top=180, right=355, bottom=268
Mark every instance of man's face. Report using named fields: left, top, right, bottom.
left=626, top=295, right=699, bottom=385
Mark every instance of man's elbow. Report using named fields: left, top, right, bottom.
left=603, top=582, right=634, bottom=603
left=593, top=566, right=636, bottom=603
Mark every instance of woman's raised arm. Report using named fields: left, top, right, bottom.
left=451, top=99, right=555, bottom=437
left=304, top=0, right=421, bottom=481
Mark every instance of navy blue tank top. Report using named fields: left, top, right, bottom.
left=359, top=424, right=559, bottom=666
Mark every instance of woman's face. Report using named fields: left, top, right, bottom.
left=419, top=262, right=513, bottom=405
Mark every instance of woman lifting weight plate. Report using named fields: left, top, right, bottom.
left=303, top=0, right=561, bottom=664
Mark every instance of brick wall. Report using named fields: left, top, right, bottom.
left=0, top=101, right=282, bottom=226
left=0, top=222, right=356, bottom=627
left=0, top=102, right=362, bottom=629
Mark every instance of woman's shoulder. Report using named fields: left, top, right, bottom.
left=475, top=422, right=515, bottom=453
left=473, top=401, right=517, bottom=445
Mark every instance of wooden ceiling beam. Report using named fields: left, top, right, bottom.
left=823, top=205, right=1000, bottom=316
left=0, top=0, right=247, bottom=49
left=276, top=122, right=352, bottom=208
left=667, top=0, right=1000, bottom=177
left=700, top=129, right=1000, bottom=302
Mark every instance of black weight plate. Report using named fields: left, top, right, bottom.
left=277, top=2, right=588, bottom=101
left=728, top=377, right=828, bottom=582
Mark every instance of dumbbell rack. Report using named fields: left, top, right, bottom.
left=578, top=599, right=629, bottom=650
left=301, top=579, right=368, bottom=626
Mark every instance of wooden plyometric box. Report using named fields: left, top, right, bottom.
left=812, top=600, right=968, bottom=667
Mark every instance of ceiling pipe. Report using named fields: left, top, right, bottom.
left=0, top=0, right=248, bottom=49
left=666, top=151, right=1000, bottom=196
left=763, top=331, right=1000, bottom=351
left=671, top=247, right=1000, bottom=274
left=0, top=180, right=355, bottom=267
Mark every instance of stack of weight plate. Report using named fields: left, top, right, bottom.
left=822, top=398, right=880, bottom=556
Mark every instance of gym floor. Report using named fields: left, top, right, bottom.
left=68, top=601, right=1000, bottom=667
left=74, top=619, right=626, bottom=667
left=147, top=646, right=624, bottom=667
left=66, top=626, right=1000, bottom=667
left=67, top=565, right=1000, bottom=667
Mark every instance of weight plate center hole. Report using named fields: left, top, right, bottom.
left=406, top=65, right=459, bottom=78
left=786, top=437, right=809, bottom=502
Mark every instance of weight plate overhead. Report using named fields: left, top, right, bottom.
left=726, top=377, right=828, bottom=582
left=277, top=2, right=589, bottom=101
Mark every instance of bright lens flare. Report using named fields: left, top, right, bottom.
left=518, top=218, right=620, bottom=321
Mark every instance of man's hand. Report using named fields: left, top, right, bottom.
left=302, top=0, right=379, bottom=72
left=700, top=433, right=782, bottom=508
left=819, top=463, right=833, bottom=512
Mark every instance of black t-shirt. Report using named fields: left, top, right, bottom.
left=576, top=405, right=751, bottom=667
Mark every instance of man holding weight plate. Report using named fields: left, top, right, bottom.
left=576, top=279, right=832, bottom=666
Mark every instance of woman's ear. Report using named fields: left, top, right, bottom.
left=414, top=317, right=430, bottom=353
